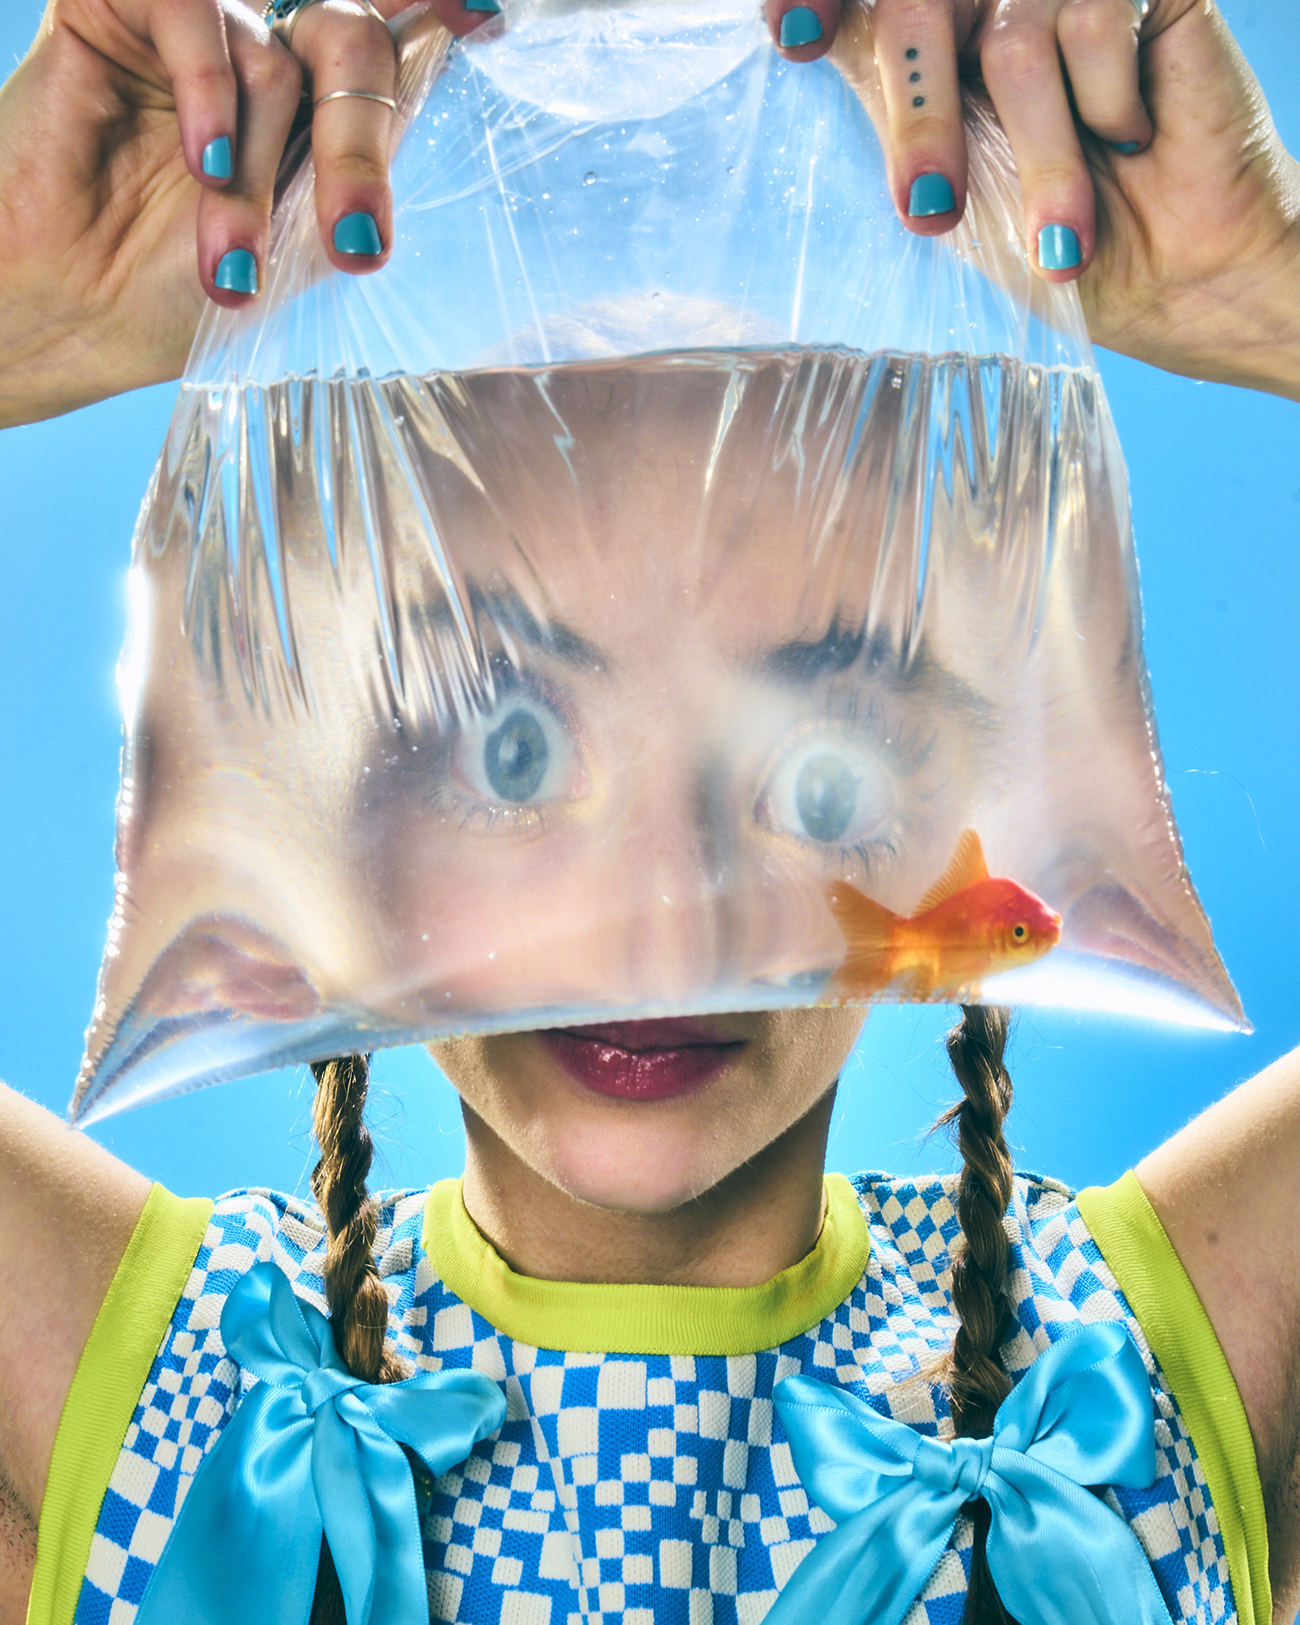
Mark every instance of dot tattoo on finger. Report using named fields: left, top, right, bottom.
left=904, top=48, right=924, bottom=106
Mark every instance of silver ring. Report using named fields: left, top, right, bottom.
left=313, top=88, right=397, bottom=111
left=263, top=0, right=385, bottom=52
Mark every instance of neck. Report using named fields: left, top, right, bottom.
left=459, top=1088, right=836, bottom=1289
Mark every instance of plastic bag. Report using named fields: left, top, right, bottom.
left=71, top=0, right=1245, bottom=1125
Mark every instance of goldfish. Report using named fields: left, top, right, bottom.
left=825, top=830, right=1061, bottom=1003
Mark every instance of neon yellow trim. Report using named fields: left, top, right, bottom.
left=27, top=1185, right=214, bottom=1625
left=1077, top=1172, right=1270, bottom=1625
left=422, top=1173, right=869, bottom=1355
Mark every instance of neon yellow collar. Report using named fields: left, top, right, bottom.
left=420, top=1172, right=869, bottom=1355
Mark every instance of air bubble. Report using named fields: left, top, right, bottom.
left=583, top=171, right=596, bottom=185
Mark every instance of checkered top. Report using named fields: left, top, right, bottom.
left=72, top=1173, right=1236, bottom=1625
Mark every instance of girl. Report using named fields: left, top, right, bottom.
left=0, top=1, right=1297, bottom=1622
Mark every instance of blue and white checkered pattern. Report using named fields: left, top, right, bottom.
left=73, top=1174, right=1236, bottom=1625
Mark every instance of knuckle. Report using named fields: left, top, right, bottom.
left=1058, top=0, right=1131, bottom=54
left=154, top=0, right=209, bottom=25
left=896, top=107, right=956, bottom=145
left=244, top=44, right=302, bottom=99
left=317, top=145, right=388, bottom=186
left=309, top=6, right=395, bottom=56
left=880, top=0, right=940, bottom=34
left=181, top=58, right=238, bottom=99
left=1022, top=157, right=1086, bottom=198
left=981, top=22, right=1051, bottom=88
left=306, top=26, right=396, bottom=82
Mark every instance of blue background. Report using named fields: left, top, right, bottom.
left=1, top=0, right=1297, bottom=1208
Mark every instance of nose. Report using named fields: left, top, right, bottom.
left=610, top=758, right=726, bottom=1006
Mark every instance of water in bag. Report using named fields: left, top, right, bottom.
left=73, top=0, right=1245, bottom=1122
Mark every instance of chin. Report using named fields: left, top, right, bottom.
left=541, top=1117, right=738, bottom=1214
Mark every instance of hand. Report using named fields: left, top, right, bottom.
left=0, top=0, right=493, bottom=427
left=765, top=0, right=1300, bottom=397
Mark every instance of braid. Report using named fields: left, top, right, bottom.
left=306, top=1055, right=410, bottom=1625
left=936, top=1005, right=1019, bottom=1625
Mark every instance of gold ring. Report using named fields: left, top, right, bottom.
left=313, top=88, right=397, bottom=111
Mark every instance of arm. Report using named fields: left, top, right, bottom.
left=1136, top=1054, right=1300, bottom=1621
left=0, top=1085, right=148, bottom=1625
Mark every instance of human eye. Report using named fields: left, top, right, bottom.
left=756, top=731, right=896, bottom=849
left=449, top=684, right=585, bottom=821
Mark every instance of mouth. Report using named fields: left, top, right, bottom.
left=539, top=1018, right=746, bottom=1101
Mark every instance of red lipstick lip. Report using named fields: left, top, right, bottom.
left=540, top=1022, right=745, bottom=1101
left=557, top=1018, right=738, bottom=1051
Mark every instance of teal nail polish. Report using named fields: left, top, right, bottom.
left=202, top=137, right=233, bottom=180
left=779, top=5, right=822, bottom=46
left=1109, top=140, right=1141, bottom=154
left=215, top=249, right=258, bottom=295
left=1038, top=224, right=1081, bottom=271
left=465, top=0, right=500, bottom=11
left=333, top=212, right=383, bottom=256
left=908, top=173, right=955, bottom=217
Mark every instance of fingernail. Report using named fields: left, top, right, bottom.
left=1109, top=140, right=1141, bottom=155
left=465, top=0, right=500, bottom=11
left=1038, top=224, right=1081, bottom=271
left=202, top=136, right=233, bottom=180
left=333, top=212, right=383, bottom=256
left=215, top=249, right=258, bottom=295
left=908, top=173, right=956, bottom=217
left=779, top=5, right=822, bottom=47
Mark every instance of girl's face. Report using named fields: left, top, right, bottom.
left=430, top=1007, right=867, bottom=1212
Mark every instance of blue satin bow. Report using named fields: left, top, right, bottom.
left=767, top=1321, right=1174, bottom=1625
left=134, top=1262, right=506, bottom=1625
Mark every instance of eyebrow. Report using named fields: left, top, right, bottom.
left=415, top=584, right=609, bottom=675
left=478, top=586, right=608, bottom=674
left=760, top=621, right=865, bottom=683
left=423, top=592, right=987, bottom=720
left=757, top=620, right=992, bottom=720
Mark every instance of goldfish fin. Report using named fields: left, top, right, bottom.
left=825, top=880, right=903, bottom=996
left=913, top=829, right=988, bottom=916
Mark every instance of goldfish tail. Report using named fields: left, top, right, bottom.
left=825, top=880, right=903, bottom=998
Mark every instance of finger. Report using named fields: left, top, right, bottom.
left=195, top=10, right=303, bottom=305
left=1057, top=0, right=1151, bottom=152
left=766, top=0, right=842, bottom=63
left=133, top=0, right=240, bottom=188
left=420, top=0, right=503, bottom=33
left=870, top=0, right=968, bottom=235
left=291, top=0, right=398, bottom=271
left=980, top=6, right=1096, bottom=280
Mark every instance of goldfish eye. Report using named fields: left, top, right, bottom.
left=1012, top=922, right=1028, bottom=942
left=759, top=738, right=894, bottom=847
